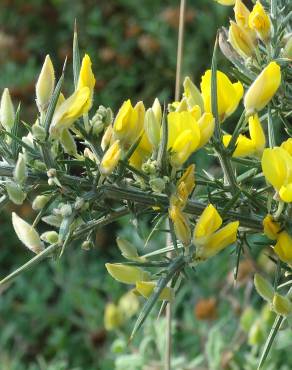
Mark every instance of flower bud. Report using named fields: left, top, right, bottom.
left=32, top=195, right=50, bottom=211
left=283, top=36, right=292, bottom=59
left=149, top=177, right=166, bottom=193
left=13, top=153, right=27, bottom=185
left=12, top=212, right=44, bottom=254
left=183, top=76, right=204, bottom=111
left=59, top=204, right=72, bottom=218
left=144, top=108, right=160, bottom=148
left=36, top=55, right=55, bottom=112
left=101, top=124, right=113, bottom=151
left=248, top=320, right=264, bottom=346
left=0, top=88, right=15, bottom=131
left=105, top=263, right=150, bottom=284
left=244, top=62, right=281, bottom=116
left=116, top=237, right=139, bottom=260
left=59, top=129, right=77, bottom=156
left=6, top=181, right=26, bottom=205
left=254, top=273, right=274, bottom=302
left=135, top=281, right=174, bottom=301
left=263, top=214, right=281, bottom=240
left=100, top=140, right=121, bottom=176
left=32, top=122, right=46, bottom=141
left=81, top=240, right=93, bottom=250
left=152, top=98, right=162, bottom=124
left=234, top=0, right=251, bottom=29
left=272, top=293, right=292, bottom=316
left=40, top=231, right=59, bottom=244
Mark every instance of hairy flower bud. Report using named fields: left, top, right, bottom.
left=6, top=181, right=26, bottom=205
left=32, top=195, right=50, bottom=211
left=254, top=273, right=274, bottom=302
left=0, top=88, right=15, bottom=131
left=13, top=153, right=27, bottom=184
left=273, top=293, right=292, bottom=316
left=100, top=140, right=121, bottom=176
left=36, top=55, right=55, bottom=112
left=12, top=212, right=44, bottom=254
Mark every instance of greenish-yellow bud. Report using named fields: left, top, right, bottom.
left=248, top=320, right=264, bottom=346
left=40, top=231, right=59, bottom=244
left=32, top=122, right=46, bottom=141
left=283, top=35, right=292, bottom=59
left=32, top=195, right=50, bottom=211
left=254, top=273, right=274, bottom=302
left=149, top=177, right=166, bottom=193
left=6, top=181, right=26, bottom=205
left=272, top=293, right=292, bottom=316
left=0, top=88, right=15, bottom=131
left=144, top=108, right=160, bottom=148
left=59, top=129, right=77, bottom=156
left=13, top=153, right=27, bottom=184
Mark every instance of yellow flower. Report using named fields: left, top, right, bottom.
left=263, top=214, right=281, bottom=240
left=100, top=140, right=122, bottom=176
left=104, top=303, right=123, bottom=331
left=50, top=87, right=90, bottom=137
left=249, top=1, right=271, bottom=42
left=77, top=54, right=96, bottom=110
left=167, top=111, right=201, bottom=167
left=244, top=62, right=281, bottom=116
left=223, top=114, right=265, bottom=158
left=113, top=99, right=144, bottom=148
left=194, top=204, right=239, bottom=260
left=274, top=231, right=292, bottom=265
left=214, top=0, right=235, bottom=5
left=261, top=147, right=292, bottom=202
left=169, top=205, right=191, bottom=246
left=105, top=263, right=150, bottom=284
left=36, top=55, right=55, bottom=112
left=229, top=21, right=255, bottom=58
left=135, top=281, right=174, bottom=301
left=200, top=70, right=243, bottom=122
left=144, top=107, right=160, bottom=148
left=129, top=131, right=152, bottom=169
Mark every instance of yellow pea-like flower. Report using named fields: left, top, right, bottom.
left=262, top=147, right=292, bottom=202
left=144, top=107, right=160, bottom=148
left=249, top=1, right=271, bottom=42
left=104, top=303, right=123, bottom=331
left=100, top=140, right=122, bottom=176
left=194, top=204, right=239, bottom=260
left=214, top=0, right=235, bottom=5
left=135, top=281, right=174, bottom=301
left=169, top=205, right=191, bottom=246
left=50, top=87, right=90, bottom=137
left=105, top=263, right=150, bottom=284
left=113, top=99, right=144, bottom=148
left=77, top=54, right=96, bottom=110
left=244, top=62, right=281, bottom=116
left=223, top=114, right=265, bottom=158
left=228, top=21, right=255, bottom=58
left=274, top=231, right=292, bottom=265
left=36, top=55, right=55, bottom=112
left=167, top=111, right=201, bottom=167
left=194, top=204, right=222, bottom=240
left=263, top=214, right=281, bottom=240
left=200, top=70, right=243, bottom=122
left=129, top=131, right=152, bottom=169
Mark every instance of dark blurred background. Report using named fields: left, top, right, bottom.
left=2, top=1, right=290, bottom=370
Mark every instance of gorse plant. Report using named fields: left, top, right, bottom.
left=0, top=0, right=291, bottom=368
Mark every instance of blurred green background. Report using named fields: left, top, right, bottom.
left=1, top=1, right=288, bottom=370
